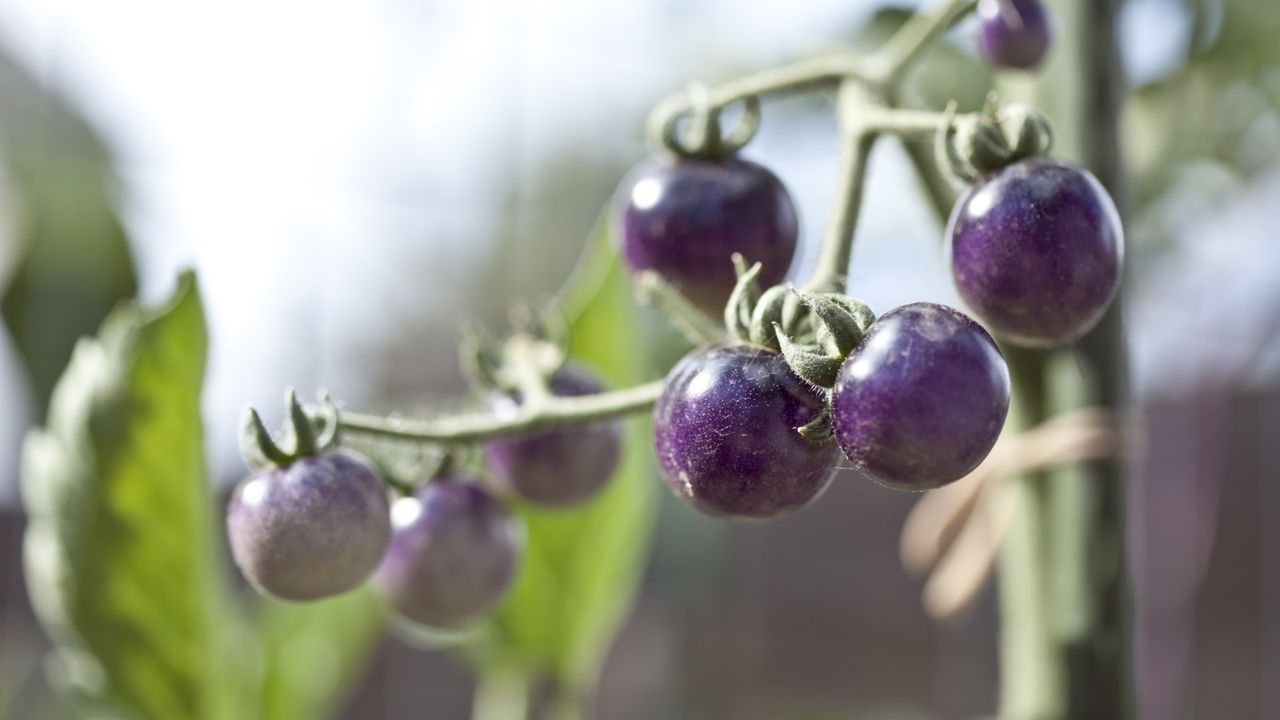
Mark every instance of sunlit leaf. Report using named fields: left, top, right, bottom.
left=0, top=53, right=137, bottom=411
left=20, top=272, right=221, bottom=719
left=254, top=590, right=385, bottom=720
left=481, top=216, right=659, bottom=698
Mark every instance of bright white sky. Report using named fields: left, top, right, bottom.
left=0, top=0, right=1234, bottom=498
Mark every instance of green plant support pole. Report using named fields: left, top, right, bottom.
left=997, top=0, right=1133, bottom=717
left=999, top=346, right=1061, bottom=717
left=1060, top=0, right=1132, bottom=716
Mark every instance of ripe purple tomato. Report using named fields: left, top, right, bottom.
left=615, top=156, right=798, bottom=316
left=484, top=364, right=622, bottom=506
left=948, top=156, right=1123, bottom=347
left=831, top=303, right=1010, bottom=491
left=227, top=449, right=391, bottom=601
left=976, top=0, right=1051, bottom=70
left=653, top=344, right=838, bottom=520
left=373, top=479, right=522, bottom=628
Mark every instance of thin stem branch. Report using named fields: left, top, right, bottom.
left=648, top=52, right=862, bottom=130
left=868, top=0, right=980, bottom=90
left=902, top=136, right=961, bottom=222
left=806, top=124, right=874, bottom=292
left=804, top=96, right=955, bottom=291
left=311, top=0, right=978, bottom=451
left=505, top=336, right=558, bottom=408
left=860, top=107, right=950, bottom=136
left=332, top=379, right=665, bottom=444
left=647, top=1, right=979, bottom=298
left=635, top=270, right=727, bottom=346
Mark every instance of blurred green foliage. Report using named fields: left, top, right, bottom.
left=479, top=216, right=658, bottom=714
left=18, top=275, right=384, bottom=720
left=862, top=0, right=1280, bottom=229
left=251, top=590, right=384, bottom=720
left=7, top=132, right=656, bottom=717
left=0, top=53, right=137, bottom=412
left=12, top=193, right=657, bottom=719
left=1127, top=0, right=1280, bottom=206
left=11, top=2, right=1280, bottom=718
left=21, top=273, right=219, bottom=719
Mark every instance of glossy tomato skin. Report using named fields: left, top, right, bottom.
left=484, top=365, right=622, bottom=507
left=654, top=344, right=838, bottom=521
left=831, top=303, right=1011, bottom=491
left=373, top=479, right=521, bottom=629
left=616, top=156, right=798, bottom=316
left=228, top=449, right=391, bottom=601
left=948, top=156, right=1123, bottom=347
left=976, top=0, right=1052, bottom=70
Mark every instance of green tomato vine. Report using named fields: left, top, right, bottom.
left=242, top=0, right=1048, bottom=458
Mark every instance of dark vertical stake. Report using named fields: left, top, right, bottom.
left=1068, top=0, right=1134, bottom=717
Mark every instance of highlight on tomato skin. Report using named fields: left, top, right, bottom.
left=227, top=449, right=392, bottom=602
left=975, top=0, right=1052, bottom=70
left=653, top=343, right=839, bottom=521
left=615, top=155, right=799, bottom=318
left=372, top=478, right=522, bottom=630
left=948, top=156, right=1124, bottom=348
left=830, top=302, right=1011, bottom=492
left=483, top=364, right=622, bottom=507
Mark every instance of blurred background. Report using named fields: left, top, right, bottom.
left=0, top=0, right=1277, bottom=718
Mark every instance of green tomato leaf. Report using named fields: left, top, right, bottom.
left=481, top=216, right=658, bottom=698
left=252, top=590, right=385, bottom=720
left=20, top=271, right=222, bottom=719
left=0, top=54, right=137, bottom=411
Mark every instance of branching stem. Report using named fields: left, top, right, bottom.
left=807, top=120, right=875, bottom=292
left=647, top=53, right=862, bottom=141
left=805, top=102, right=956, bottom=291
left=868, top=0, right=980, bottom=91
left=331, top=380, right=666, bottom=444
left=328, top=0, right=980, bottom=447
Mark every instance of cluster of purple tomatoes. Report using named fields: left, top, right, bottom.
left=226, top=145, right=1121, bottom=626
left=225, top=0, right=1118, bottom=631
left=227, top=367, right=622, bottom=627
left=622, top=150, right=1121, bottom=521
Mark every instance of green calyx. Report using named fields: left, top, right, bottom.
left=650, top=83, right=762, bottom=160
left=458, top=303, right=568, bottom=398
left=805, top=291, right=875, bottom=357
left=724, top=254, right=765, bottom=345
left=937, top=98, right=1054, bottom=184
left=774, top=289, right=875, bottom=389
left=722, top=265, right=854, bottom=444
left=722, top=257, right=875, bottom=389
left=240, top=388, right=340, bottom=469
left=380, top=445, right=463, bottom=497
left=797, top=408, right=835, bottom=443
left=775, top=324, right=844, bottom=388
left=750, top=285, right=790, bottom=348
